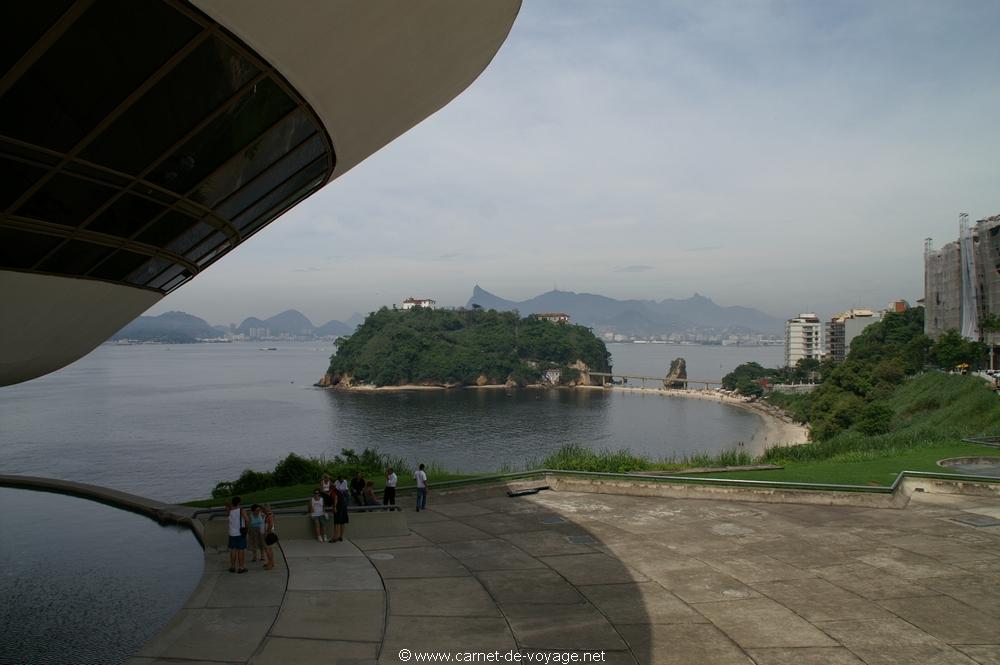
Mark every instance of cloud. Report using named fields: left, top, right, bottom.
left=158, top=1, right=1000, bottom=324
left=613, top=265, right=654, bottom=273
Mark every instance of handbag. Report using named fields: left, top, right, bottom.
left=239, top=515, right=247, bottom=536
left=265, top=532, right=279, bottom=545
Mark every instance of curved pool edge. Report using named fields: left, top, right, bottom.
left=0, top=474, right=205, bottom=546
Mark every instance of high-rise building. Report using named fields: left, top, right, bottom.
left=785, top=313, right=822, bottom=367
left=925, top=214, right=1000, bottom=341
left=826, top=309, right=882, bottom=363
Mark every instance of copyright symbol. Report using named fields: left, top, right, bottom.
left=399, top=649, right=412, bottom=661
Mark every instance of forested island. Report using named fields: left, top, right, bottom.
left=321, top=307, right=611, bottom=388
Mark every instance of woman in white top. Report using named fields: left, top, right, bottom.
left=383, top=467, right=398, bottom=505
left=307, top=489, right=329, bottom=542
left=320, top=473, right=334, bottom=508
left=334, top=475, right=350, bottom=507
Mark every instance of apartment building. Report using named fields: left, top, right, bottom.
left=826, top=309, right=883, bottom=363
left=925, top=214, right=1000, bottom=340
left=785, top=313, right=823, bottom=367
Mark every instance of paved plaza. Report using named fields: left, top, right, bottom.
left=131, top=482, right=1000, bottom=665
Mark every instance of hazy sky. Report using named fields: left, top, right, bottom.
left=151, top=1, right=1000, bottom=327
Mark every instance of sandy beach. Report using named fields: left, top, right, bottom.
left=580, top=384, right=810, bottom=453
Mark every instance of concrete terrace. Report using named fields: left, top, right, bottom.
left=130, top=481, right=1000, bottom=665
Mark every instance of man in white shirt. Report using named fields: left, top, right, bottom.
left=415, top=463, right=428, bottom=512
left=384, top=467, right=398, bottom=505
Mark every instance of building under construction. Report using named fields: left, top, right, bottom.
left=925, top=213, right=1000, bottom=364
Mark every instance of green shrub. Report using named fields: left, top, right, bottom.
left=273, top=453, right=322, bottom=486
left=855, top=402, right=894, bottom=436
left=212, top=448, right=410, bottom=498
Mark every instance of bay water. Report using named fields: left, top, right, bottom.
left=0, top=342, right=784, bottom=503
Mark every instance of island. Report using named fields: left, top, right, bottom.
left=319, top=307, right=611, bottom=389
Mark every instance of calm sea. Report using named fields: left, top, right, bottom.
left=0, top=342, right=784, bottom=503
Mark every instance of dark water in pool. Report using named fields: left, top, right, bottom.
left=0, top=488, right=203, bottom=665
left=939, top=458, right=1000, bottom=476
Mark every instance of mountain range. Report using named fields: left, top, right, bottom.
left=466, top=286, right=783, bottom=336
left=112, top=309, right=364, bottom=341
left=112, top=311, right=220, bottom=342
left=234, top=309, right=364, bottom=337
left=112, top=288, right=782, bottom=343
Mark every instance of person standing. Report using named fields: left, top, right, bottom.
left=334, top=474, right=349, bottom=506
left=248, top=504, right=265, bottom=562
left=308, top=489, right=329, bottom=542
left=415, top=463, right=428, bottom=512
left=226, top=496, right=249, bottom=574
left=262, top=505, right=276, bottom=570
left=331, top=487, right=349, bottom=542
left=319, top=473, right=334, bottom=508
left=383, top=467, right=397, bottom=506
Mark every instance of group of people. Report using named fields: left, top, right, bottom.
left=309, top=464, right=429, bottom=542
left=225, top=497, right=277, bottom=573
left=226, top=465, right=431, bottom=566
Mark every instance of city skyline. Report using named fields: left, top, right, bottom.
left=148, top=1, right=1000, bottom=324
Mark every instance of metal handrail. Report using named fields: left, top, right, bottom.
left=961, top=436, right=1000, bottom=447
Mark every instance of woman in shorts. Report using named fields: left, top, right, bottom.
left=308, top=489, right=328, bottom=542
left=248, top=504, right=266, bottom=562
left=262, top=505, right=276, bottom=570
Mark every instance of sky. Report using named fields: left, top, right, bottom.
left=150, top=0, right=1000, bottom=327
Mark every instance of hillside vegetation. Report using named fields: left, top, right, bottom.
left=725, top=307, right=990, bottom=441
left=326, top=307, right=611, bottom=387
left=760, top=371, right=999, bottom=465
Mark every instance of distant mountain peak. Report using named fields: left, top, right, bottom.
left=465, top=286, right=781, bottom=335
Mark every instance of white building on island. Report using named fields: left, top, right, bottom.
left=402, top=297, right=436, bottom=310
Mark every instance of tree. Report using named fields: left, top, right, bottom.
left=930, top=330, right=986, bottom=370
left=855, top=402, right=894, bottom=436
left=981, top=313, right=1000, bottom=332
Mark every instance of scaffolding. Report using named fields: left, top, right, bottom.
left=925, top=213, right=1000, bottom=368
left=959, top=213, right=980, bottom=340
left=924, top=234, right=962, bottom=340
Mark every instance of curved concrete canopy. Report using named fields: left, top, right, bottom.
left=194, top=0, right=521, bottom=180
left=0, top=271, right=162, bottom=386
left=0, top=2, right=520, bottom=386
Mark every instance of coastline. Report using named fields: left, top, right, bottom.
left=319, top=381, right=548, bottom=392
left=583, top=384, right=809, bottom=452
left=323, top=381, right=809, bottom=452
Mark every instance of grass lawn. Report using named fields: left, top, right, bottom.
left=183, top=470, right=485, bottom=507
left=703, top=441, right=996, bottom=486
